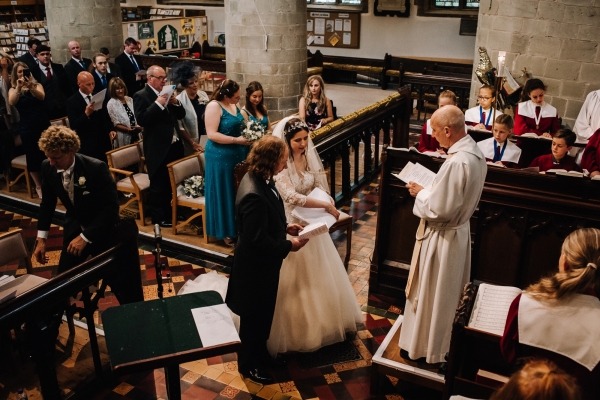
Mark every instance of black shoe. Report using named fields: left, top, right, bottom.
left=158, top=220, right=173, bottom=228
left=239, top=367, right=273, bottom=384
left=438, top=362, right=447, bottom=375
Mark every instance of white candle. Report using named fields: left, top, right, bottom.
left=497, top=51, right=506, bottom=77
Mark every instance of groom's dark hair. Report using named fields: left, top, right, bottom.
left=247, top=135, right=286, bottom=180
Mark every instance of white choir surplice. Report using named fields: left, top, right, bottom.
left=399, top=135, right=487, bottom=364
left=574, top=90, right=600, bottom=141
left=476, top=137, right=521, bottom=164
left=464, top=106, right=502, bottom=130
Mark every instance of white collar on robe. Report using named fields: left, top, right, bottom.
left=476, top=137, right=521, bottom=163
left=447, top=134, right=484, bottom=159
left=518, top=100, right=557, bottom=119
left=465, top=106, right=502, bottom=124
left=519, top=292, right=600, bottom=371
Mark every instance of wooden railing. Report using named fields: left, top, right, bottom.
left=311, top=86, right=412, bottom=204
left=403, top=73, right=471, bottom=121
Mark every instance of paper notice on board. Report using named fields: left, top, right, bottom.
left=191, top=304, right=241, bottom=347
left=343, top=19, right=352, bottom=31
left=314, top=18, right=325, bottom=35
left=335, top=19, right=343, bottom=31
left=307, top=19, right=313, bottom=31
left=314, top=35, right=325, bottom=45
left=127, top=23, right=138, bottom=40
left=343, top=32, right=351, bottom=45
left=307, top=34, right=315, bottom=45
left=326, top=20, right=334, bottom=32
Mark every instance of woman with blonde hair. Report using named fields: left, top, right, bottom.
left=501, top=228, right=600, bottom=400
left=490, top=359, right=581, bottom=400
left=8, top=61, right=48, bottom=198
left=298, top=75, right=333, bottom=132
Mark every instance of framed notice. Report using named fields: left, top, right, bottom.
left=306, top=11, right=360, bottom=49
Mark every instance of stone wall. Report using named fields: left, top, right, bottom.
left=470, top=0, right=600, bottom=128
left=225, top=0, right=307, bottom=121
left=45, top=0, right=123, bottom=64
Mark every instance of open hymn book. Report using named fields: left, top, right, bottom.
left=467, top=283, right=522, bottom=336
left=392, top=146, right=447, bottom=159
left=391, top=161, right=437, bottom=190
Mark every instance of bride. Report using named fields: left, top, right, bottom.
left=268, top=117, right=362, bottom=356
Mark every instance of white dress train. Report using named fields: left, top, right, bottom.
left=267, top=170, right=363, bottom=357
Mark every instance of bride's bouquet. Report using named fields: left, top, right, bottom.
left=182, top=175, right=204, bottom=198
left=241, top=120, right=265, bottom=143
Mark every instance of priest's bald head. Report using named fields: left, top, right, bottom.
left=430, top=105, right=466, bottom=150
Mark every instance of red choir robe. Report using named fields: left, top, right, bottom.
left=417, top=120, right=446, bottom=153
left=501, top=291, right=600, bottom=400
left=581, top=128, right=600, bottom=174
left=514, top=101, right=560, bottom=136
left=529, top=153, right=581, bottom=172
left=476, top=137, right=521, bottom=168
left=465, top=106, right=502, bottom=131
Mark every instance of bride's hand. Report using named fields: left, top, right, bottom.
left=326, top=204, right=340, bottom=220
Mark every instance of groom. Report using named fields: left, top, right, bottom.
left=226, top=135, right=308, bottom=384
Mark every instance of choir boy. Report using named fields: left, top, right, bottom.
left=529, top=129, right=581, bottom=172
left=476, top=114, right=521, bottom=168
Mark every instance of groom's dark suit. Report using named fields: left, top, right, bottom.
left=226, top=171, right=292, bottom=372
left=38, top=153, right=120, bottom=273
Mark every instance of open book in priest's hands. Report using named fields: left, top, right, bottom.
left=467, top=283, right=522, bottom=336
left=391, top=161, right=436, bottom=190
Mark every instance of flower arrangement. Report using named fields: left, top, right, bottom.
left=241, top=120, right=265, bottom=143
left=182, top=175, right=204, bottom=198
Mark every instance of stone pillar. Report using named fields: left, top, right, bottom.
left=226, top=0, right=307, bottom=121
left=470, top=0, right=600, bottom=127
left=45, top=0, right=123, bottom=65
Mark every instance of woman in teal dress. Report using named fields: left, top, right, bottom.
left=204, top=79, right=250, bottom=246
left=241, top=82, right=270, bottom=158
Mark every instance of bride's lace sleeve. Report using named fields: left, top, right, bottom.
left=275, top=170, right=307, bottom=206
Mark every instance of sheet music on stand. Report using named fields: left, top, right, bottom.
left=467, top=283, right=522, bottom=336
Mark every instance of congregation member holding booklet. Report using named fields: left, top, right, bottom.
left=400, top=105, right=487, bottom=366
left=477, top=115, right=521, bottom=168
left=500, top=228, right=600, bottom=400
left=268, top=117, right=362, bottom=357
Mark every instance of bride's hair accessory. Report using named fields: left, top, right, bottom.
left=284, top=119, right=308, bottom=135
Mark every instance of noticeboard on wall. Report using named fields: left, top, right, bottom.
left=307, top=11, right=360, bottom=49
left=122, top=16, right=208, bottom=54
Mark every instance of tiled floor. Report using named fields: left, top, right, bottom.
left=0, top=178, right=440, bottom=400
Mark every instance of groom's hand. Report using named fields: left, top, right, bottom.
left=286, top=223, right=305, bottom=236
left=290, top=237, right=309, bottom=252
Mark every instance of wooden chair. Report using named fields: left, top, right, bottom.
left=49, top=116, right=70, bottom=128
left=167, top=153, right=207, bottom=242
left=0, top=229, right=32, bottom=274
left=105, top=143, right=149, bottom=225
left=233, top=161, right=353, bottom=269
left=6, top=154, right=34, bottom=198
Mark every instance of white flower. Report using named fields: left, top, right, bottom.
left=78, top=176, right=86, bottom=186
left=183, top=175, right=204, bottom=198
left=241, top=120, right=265, bottom=143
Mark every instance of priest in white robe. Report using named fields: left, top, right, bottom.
left=574, top=89, right=600, bottom=141
left=399, top=105, right=487, bottom=364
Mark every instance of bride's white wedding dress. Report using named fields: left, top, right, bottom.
left=267, top=169, right=363, bottom=356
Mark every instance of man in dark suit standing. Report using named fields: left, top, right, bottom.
left=64, top=40, right=92, bottom=93
left=32, top=125, right=142, bottom=399
left=66, top=71, right=115, bottom=162
left=99, top=47, right=122, bottom=79
left=115, top=37, right=145, bottom=97
left=18, top=38, right=41, bottom=71
left=226, top=136, right=308, bottom=384
left=31, top=45, right=72, bottom=120
left=134, top=65, right=185, bottom=227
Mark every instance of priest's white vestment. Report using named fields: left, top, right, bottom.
left=399, top=135, right=487, bottom=364
left=574, top=90, right=600, bottom=141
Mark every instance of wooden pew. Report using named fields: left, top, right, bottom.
left=403, top=73, right=471, bottom=121
left=139, top=54, right=226, bottom=74
left=316, top=52, right=386, bottom=86
left=370, top=146, right=600, bottom=305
